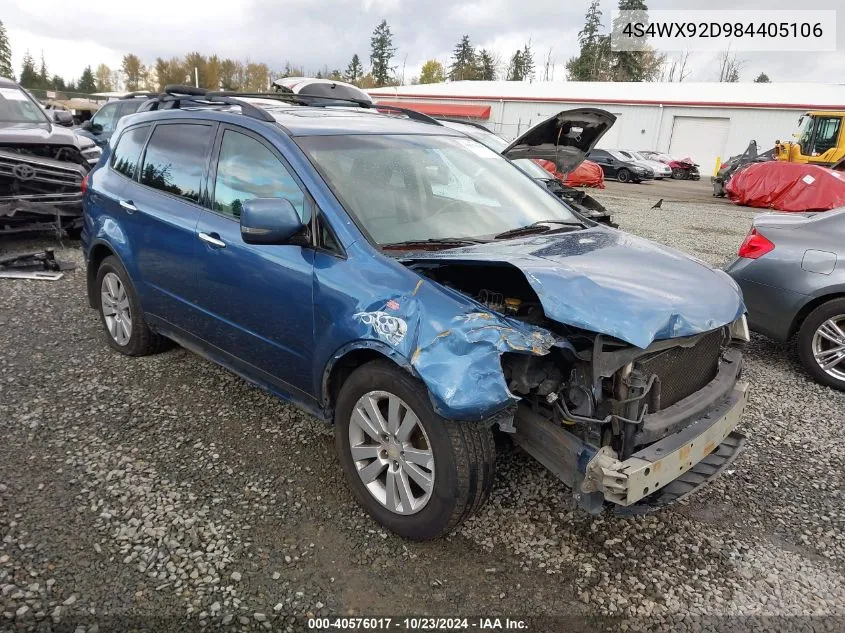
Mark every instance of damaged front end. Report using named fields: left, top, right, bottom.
left=0, top=145, right=93, bottom=235
left=406, top=253, right=749, bottom=513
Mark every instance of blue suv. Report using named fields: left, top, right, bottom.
left=83, top=84, right=751, bottom=539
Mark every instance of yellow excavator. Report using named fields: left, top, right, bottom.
left=775, top=111, right=845, bottom=169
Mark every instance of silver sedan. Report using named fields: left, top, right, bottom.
left=726, top=208, right=845, bottom=390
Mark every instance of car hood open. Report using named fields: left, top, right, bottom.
left=502, top=108, right=617, bottom=176
left=400, top=227, right=745, bottom=349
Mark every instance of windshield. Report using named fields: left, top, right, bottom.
left=437, top=120, right=510, bottom=153
left=298, top=134, right=580, bottom=245
left=795, top=115, right=814, bottom=154
left=0, top=87, right=49, bottom=123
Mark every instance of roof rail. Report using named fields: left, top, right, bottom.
left=137, top=85, right=275, bottom=122
left=120, top=91, right=158, bottom=100
left=135, top=86, right=442, bottom=126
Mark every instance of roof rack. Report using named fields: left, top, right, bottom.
left=136, top=85, right=442, bottom=126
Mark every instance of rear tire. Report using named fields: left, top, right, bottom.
left=95, top=255, right=165, bottom=356
left=797, top=298, right=845, bottom=391
left=616, top=168, right=631, bottom=183
left=334, top=360, right=495, bottom=540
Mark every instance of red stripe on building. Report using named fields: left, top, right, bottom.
left=376, top=100, right=492, bottom=119
left=375, top=93, right=844, bottom=111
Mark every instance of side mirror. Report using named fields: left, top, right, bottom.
left=81, top=120, right=94, bottom=131
left=606, top=157, right=615, bottom=164
left=240, top=198, right=307, bottom=245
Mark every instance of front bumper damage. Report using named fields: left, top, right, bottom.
left=581, top=381, right=748, bottom=507
left=0, top=148, right=88, bottom=234
left=511, top=342, right=749, bottom=513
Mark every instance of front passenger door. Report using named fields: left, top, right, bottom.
left=193, top=127, right=315, bottom=397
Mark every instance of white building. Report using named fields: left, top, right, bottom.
left=369, top=81, right=845, bottom=173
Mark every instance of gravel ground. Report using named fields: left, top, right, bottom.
left=1, top=194, right=843, bottom=633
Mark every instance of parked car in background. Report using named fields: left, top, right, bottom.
left=587, top=149, right=654, bottom=183
left=726, top=209, right=845, bottom=390
left=436, top=113, right=617, bottom=226
left=639, top=151, right=701, bottom=180
left=0, top=76, right=101, bottom=237
left=621, top=150, right=672, bottom=179
left=83, top=85, right=749, bottom=540
left=76, top=93, right=153, bottom=147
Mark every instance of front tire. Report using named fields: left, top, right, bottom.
left=95, top=255, right=165, bottom=356
left=616, top=168, right=631, bottom=183
left=671, top=167, right=685, bottom=179
left=797, top=298, right=845, bottom=391
left=334, top=360, right=495, bottom=540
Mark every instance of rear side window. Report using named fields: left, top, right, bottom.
left=212, top=129, right=308, bottom=221
left=140, top=123, right=213, bottom=203
left=111, top=125, right=150, bottom=180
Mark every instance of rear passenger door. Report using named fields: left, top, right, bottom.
left=192, top=125, right=315, bottom=396
left=120, top=121, right=216, bottom=330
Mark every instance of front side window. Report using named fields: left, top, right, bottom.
left=212, top=129, right=307, bottom=221
left=91, top=103, right=120, bottom=134
left=810, top=117, right=842, bottom=156
left=140, top=123, right=213, bottom=203
left=111, top=125, right=150, bottom=180
left=298, top=134, right=580, bottom=246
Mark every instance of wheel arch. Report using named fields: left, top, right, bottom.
left=86, top=240, right=121, bottom=308
left=321, top=341, right=419, bottom=421
left=789, top=291, right=845, bottom=338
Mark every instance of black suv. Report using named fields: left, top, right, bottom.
left=588, top=148, right=654, bottom=183
left=76, top=93, right=153, bottom=148
left=0, top=76, right=101, bottom=236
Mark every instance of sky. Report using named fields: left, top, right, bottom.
left=2, top=0, right=843, bottom=87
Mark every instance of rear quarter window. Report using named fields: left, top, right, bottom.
left=111, top=125, right=150, bottom=180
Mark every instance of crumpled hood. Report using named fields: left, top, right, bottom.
left=401, top=227, right=745, bottom=349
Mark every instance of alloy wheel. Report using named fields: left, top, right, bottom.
left=812, top=315, right=845, bottom=382
left=101, top=272, right=132, bottom=346
left=348, top=390, right=435, bottom=515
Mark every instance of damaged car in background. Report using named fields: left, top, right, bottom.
left=84, top=87, right=749, bottom=540
left=0, top=76, right=101, bottom=237
left=435, top=110, right=617, bottom=226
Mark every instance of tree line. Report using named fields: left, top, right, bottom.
left=0, top=9, right=772, bottom=96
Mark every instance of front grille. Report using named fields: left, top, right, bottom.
left=636, top=328, right=725, bottom=410
left=0, top=149, right=86, bottom=194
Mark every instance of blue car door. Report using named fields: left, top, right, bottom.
left=192, top=125, right=315, bottom=396
left=119, top=121, right=216, bottom=330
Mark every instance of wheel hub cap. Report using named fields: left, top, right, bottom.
left=101, top=272, right=132, bottom=346
left=812, top=315, right=845, bottom=381
left=348, top=390, right=435, bottom=516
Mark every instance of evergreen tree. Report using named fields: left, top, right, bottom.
left=610, top=0, right=664, bottom=81
left=449, top=35, right=477, bottom=81
left=77, top=66, right=96, bottom=93
left=19, top=50, right=37, bottom=88
left=477, top=49, right=496, bottom=81
left=344, top=54, right=363, bottom=83
left=521, top=42, right=535, bottom=81
left=369, top=20, right=396, bottom=87
left=566, top=0, right=610, bottom=81
left=0, top=20, right=14, bottom=80
left=51, top=74, right=65, bottom=91
left=38, top=52, right=48, bottom=89
left=506, top=50, right=524, bottom=81
left=754, top=72, right=770, bottom=83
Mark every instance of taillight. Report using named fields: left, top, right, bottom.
left=738, top=227, right=774, bottom=259
left=81, top=173, right=89, bottom=194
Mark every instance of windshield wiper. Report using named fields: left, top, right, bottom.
left=381, top=237, right=485, bottom=250
left=493, top=220, right=585, bottom=240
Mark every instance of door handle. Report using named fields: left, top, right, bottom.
left=198, top=232, right=226, bottom=248
left=119, top=199, right=138, bottom=213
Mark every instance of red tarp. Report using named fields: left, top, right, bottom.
left=726, top=162, right=845, bottom=212
left=535, top=159, right=605, bottom=189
